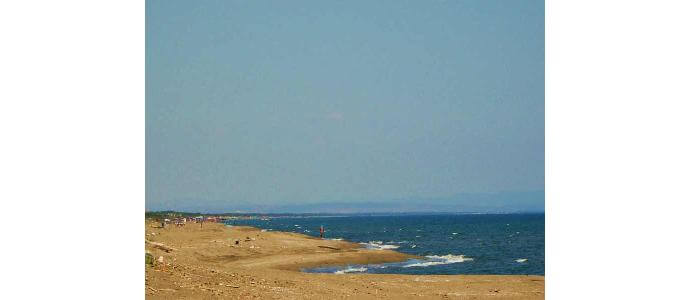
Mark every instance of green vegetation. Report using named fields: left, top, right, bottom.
left=145, top=211, right=205, bottom=219
left=145, top=252, right=154, bottom=267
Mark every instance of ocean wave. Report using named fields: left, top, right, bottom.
left=515, top=258, right=528, bottom=263
left=360, top=241, right=400, bottom=250
left=377, top=245, right=399, bottom=250
left=402, top=254, right=473, bottom=268
left=334, top=267, right=367, bottom=274
left=328, top=238, right=344, bottom=241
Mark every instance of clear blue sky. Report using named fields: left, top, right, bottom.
left=146, top=0, right=544, bottom=212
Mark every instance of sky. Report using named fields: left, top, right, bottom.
left=146, top=0, right=544, bottom=212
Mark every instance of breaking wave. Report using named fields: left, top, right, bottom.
left=360, top=241, right=400, bottom=250
left=334, top=267, right=368, bottom=274
left=402, top=254, right=473, bottom=268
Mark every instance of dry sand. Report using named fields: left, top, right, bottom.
left=145, top=220, right=544, bottom=299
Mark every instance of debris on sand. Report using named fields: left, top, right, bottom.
left=317, top=246, right=341, bottom=250
left=146, top=240, right=177, bottom=252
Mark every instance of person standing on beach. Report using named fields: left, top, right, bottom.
left=320, top=225, right=325, bottom=238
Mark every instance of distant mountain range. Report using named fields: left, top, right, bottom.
left=146, top=191, right=544, bottom=214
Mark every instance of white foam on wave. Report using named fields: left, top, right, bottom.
left=515, top=258, right=528, bottom=263
left=403, top=254, right=473, bottom=268
left=328, top=238, right=344, bottom=241
left=360, top=241, right=400, bottom=250
left=377, top=245, right=400, bottom=250
left=334, top=267, right=367, bottom=274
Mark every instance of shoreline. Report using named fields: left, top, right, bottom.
left=145, top=220, right=544, bottom=299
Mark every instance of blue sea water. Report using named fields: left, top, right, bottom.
left=227, top=214, right=544, bottom=275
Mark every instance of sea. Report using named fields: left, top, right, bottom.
left=226, top=213, right=544, bottom=276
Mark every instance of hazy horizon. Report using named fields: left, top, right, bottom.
left=145, top=190, right=544, bottom=214
left=146, top=1, right=544, bottom=212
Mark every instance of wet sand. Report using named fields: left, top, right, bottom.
left=145, top=221, right=544, bottom=299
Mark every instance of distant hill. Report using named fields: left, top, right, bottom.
left=244, top=191, right=543, bottom=214
left=146, top=191, right=544, bottom=214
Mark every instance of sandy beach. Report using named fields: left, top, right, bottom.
left=145, top=220, right=544, bottom=299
